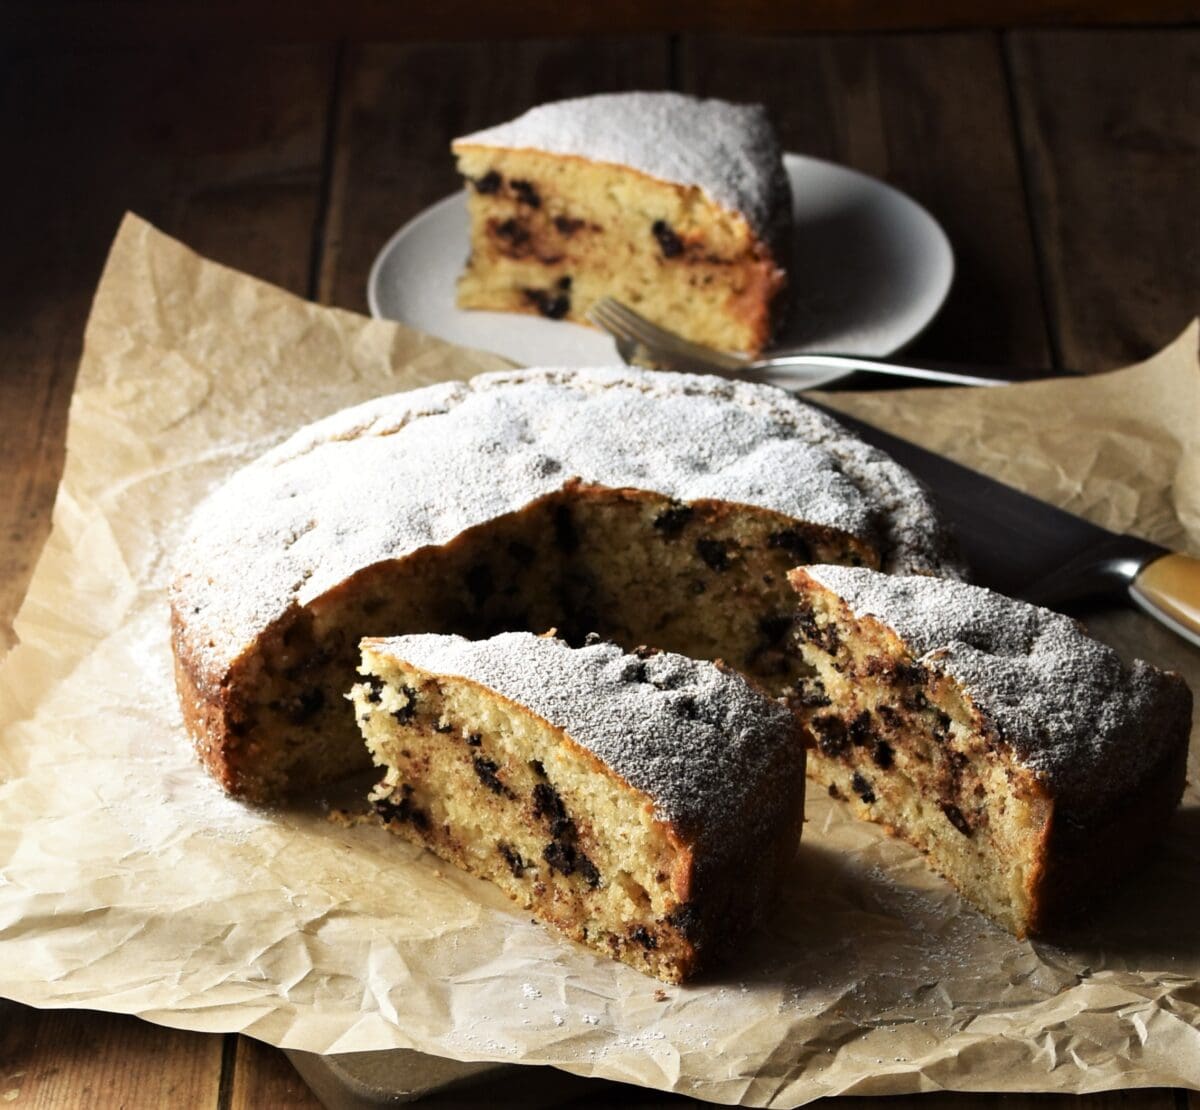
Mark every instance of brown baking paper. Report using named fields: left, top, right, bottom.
left=1, top=214, right=1197, bottom=1106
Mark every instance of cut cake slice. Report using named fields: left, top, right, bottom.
left=452, top=92, right=791, bottom=354
left=350, top=631, right=806, bottom=982
left=787, top=565, right=1192, bottom=937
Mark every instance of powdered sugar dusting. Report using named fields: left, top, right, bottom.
left=172, top=366, right=960, bottom=681
left=802, top=566, right=1191, bottom=816
left=363, top=631, right=800, bottom=863
left=453, top=92, right=790, bottom=243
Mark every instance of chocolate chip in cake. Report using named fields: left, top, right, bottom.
left=906, top=689, right=930, bottom=711
left=511, top=179, right=541, bottom=207
left=676, top=695, right=699, bottom=720
left=827, top=783, right=844, bottom=800
left=848, top=711, right=874, bottom=748
left=553, top=215, right=583, bottom=236
left=473, top=755, right=513, bottom=797
left=629, top=925, right=658, bottom=950
left=578, top=854, right=601, bottom=889
left=811, top=715, right=848, bottom=757
left=532, top=782, right=572, bottom=837
left=651, top=219, right=684, bottom=258
left=498, top=842, right=527, bottom=878
left=792, top=677, right=831, bottom=708
left=556, top=275, right=572, bottom=290
left=522, top=288, right=570, bottom=319
left=364, top=678, right=384, bottom=704
left=895, top=661, right=928, bottom=686
left=543, top=839, right=578, bottom=877
left=374, top=788, right=429, bottom=831
left=767, top=529, right=812, bottom=562
left=494, top=218, right=529, bottom=245
left=851, top=772, right=876, bottom=804
left=873, top=740, right=895, bottom=769
left=466, top=732, right=483, bottom=747
left=666, top=902, right=701, bottom=939
left=793, top=602, right=841, bottom=654
left=940, top=801, right=972, bottom=836
left=696, top=538, right=731, bottom=571
left=652, top=503, right=693, bottom=538
left=473, top=170, right=502, bottom=194
left=390, top=685, right=418, bottom=725
left=434, top=720, right=453, bottom=734
left=529, top=759, right=546, bottom=778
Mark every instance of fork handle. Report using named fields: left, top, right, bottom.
left=753, top=352, right=1013, bottom=388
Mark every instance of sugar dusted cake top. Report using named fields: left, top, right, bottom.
left=799, top=565, right=1192, bottom=817
left=172, top=366, right=962, bottom=682
left=453, top=91, right=791, bottom=241
left=362, top=631, right=798, bottom=856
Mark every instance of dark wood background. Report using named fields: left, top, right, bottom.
left=1, top=17, right=1198, bottom=1109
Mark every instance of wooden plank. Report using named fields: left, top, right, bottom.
left=7, top=0, right=1200, bottom=45
left=316, top=37, right=670, bottom=312
left=0, top=999, right=224, bottom=1108
left=0, top=43, right=335, bottom=650
left=1007, top=28, right=1200, bottom=371
left=679, top=32, right=1054, bottom=370
left=228, top=1036, right=323, bottom=1108
left=830, top=1095, right=1181, bottom=1110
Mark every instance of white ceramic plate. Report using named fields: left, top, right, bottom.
left=368, top=153, right=954, bottom=386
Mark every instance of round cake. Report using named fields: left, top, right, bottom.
left=171, top=365, right=963, bottom=801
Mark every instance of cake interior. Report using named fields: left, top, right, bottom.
left=454, top=145, right=785, bottom=354
left=210, top=488, right=871, bottom=801
left=352, top=647, right=698, bottom=982
left=787, top=576, right=1053, bottom=937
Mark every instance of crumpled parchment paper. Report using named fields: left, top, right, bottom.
left=0, top=214, right=1196, bottom=1106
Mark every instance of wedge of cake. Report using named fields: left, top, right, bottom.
left=350, top=631, right=806, bottom=983
left=452, top=92, right=792, bottom=354
left=787, top=566, right=1192, bottom=937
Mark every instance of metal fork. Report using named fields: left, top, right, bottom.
left=586, top=297, right=1011, bottom=389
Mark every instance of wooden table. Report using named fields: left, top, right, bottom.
left=1, top=24, right=1197, bottom=1109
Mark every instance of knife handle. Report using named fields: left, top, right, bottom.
left=1130, top=552, right=1200, bottom=650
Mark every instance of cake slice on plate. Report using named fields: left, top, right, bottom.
left=452, top=91, right=792, bottom=355
left=351, top=631, right=806, bottom=982
left=786, top=565, right=1191, bottom=938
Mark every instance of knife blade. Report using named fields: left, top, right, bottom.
left=818, top=404, right=1200, bottom=651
